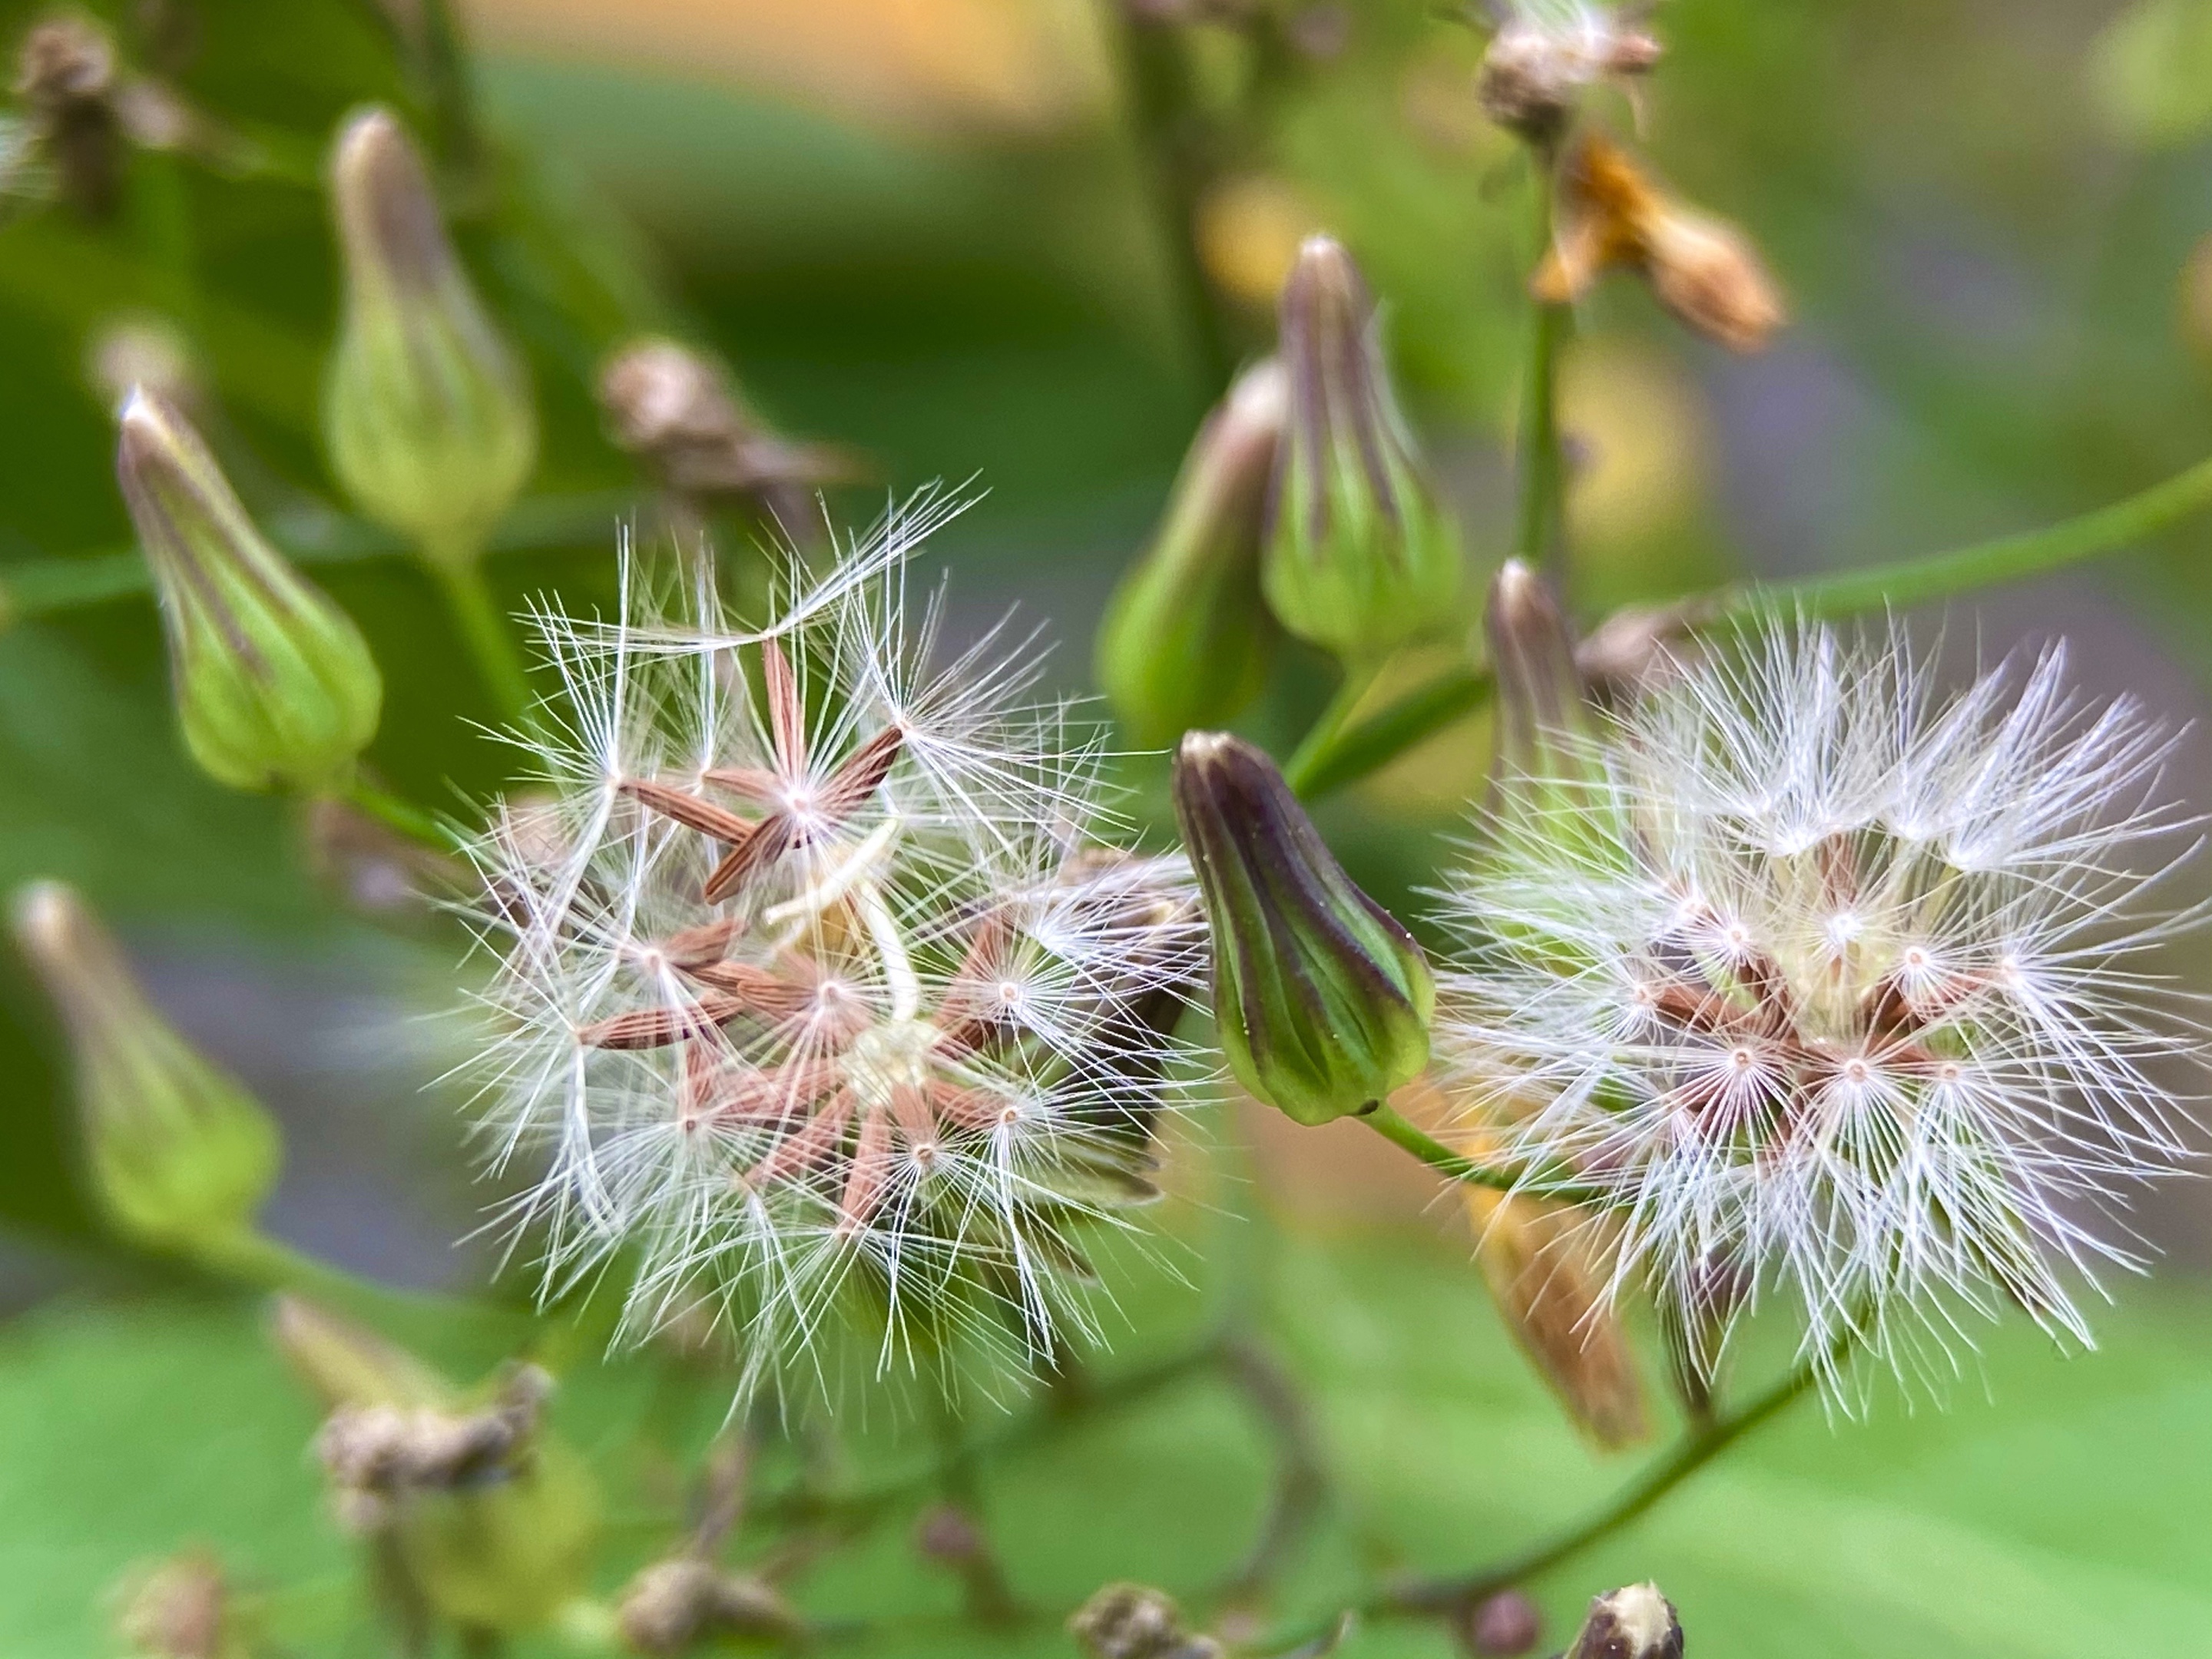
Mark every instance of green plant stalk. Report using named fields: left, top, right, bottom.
left=1358, top=1101, right=1601, bottom=1202
left=426, top=550, right=533, bottom=723
left=341, top=773, right=464, bottom=853
left=1283, top=659, right=1384, bottom=793
left=1292, top=448, right=2212, bottom=800
left=198, top=1227, right=508, bottom=1333
left=1513, top=161, right=1571, bottom=577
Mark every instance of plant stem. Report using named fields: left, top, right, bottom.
left=340, top=775, right=464, bottom=853
left=1114, top=12, right=1237, bottom=397
left=427, top=553, right=532, bottom=723
left=1513, top=153, right=1571, bottom=578
left=1290, top=446, right=2212, bottom=800
left=1357, top=1102, right=1602, bottom=1202
left=200, top=1227, right=505, bottom=1333
left=1283, top=660, right=1382, bottom=794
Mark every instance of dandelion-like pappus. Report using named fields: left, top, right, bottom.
left=1436, top=620, right=2204, bottom=1396
left=462, top=501, right=1205, bottom=1396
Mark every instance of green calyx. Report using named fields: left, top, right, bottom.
left=1262, top=236, right=1461, bottom=661
left=324, top=106, right=536, bottom=566
left=1173, top=730, right=1434, bottom=1125
left=118, top=390, right=384, bottom=793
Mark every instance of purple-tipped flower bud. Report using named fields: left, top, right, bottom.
left=1485, top=558, right=1596, bottom=786
left=118, top=389, right=383, bottom=793
left=1173, top=731, right=1432, bottom=1125
left=1263, top=237, right=1460, bottom=661
left=324, top=108, right=535, bottom=565
left=12, top=880, right=279, bottom=1254
left=1098, top=359, right=1285, bottom=746
left=1566, top=1584, right=1682, bottom=1659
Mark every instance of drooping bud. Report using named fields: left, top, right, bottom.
left=1068, top=1582, right=1223, bottom=1659
left=1173, top=732, right=1433, bottom=1125
left=1097, top=358, right=1285, bottom=746
left=1535, top=134, right=1785, bottom=353
left=1476, top=4, right=1663, bottom=143
left=273, top=1296, right=599, bottom=1638
left=1456, top=1589, right=1542, bottom=1657
left=1566, top=1584, right=1683, bottom=1659
left=11, top=880, right=280, bottom=1254
left=113, top=1550, right=244, bottom=1659
left=1263, top=237, right=1462, bottom=661
left=323, top=107, right=535, bottom=565
left=118, top=389, right=383, bottom=793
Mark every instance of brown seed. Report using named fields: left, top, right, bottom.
left=578, top=992, right=747, bottom=1050
left=621, top=777, right=760, bottom=846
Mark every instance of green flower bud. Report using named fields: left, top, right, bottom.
left=1097, top=359, right=1284, bottom=747
left=1263, top=236, right=1460, bottom=661
left=273, top=1297, right=601, bottom=1637
left=118, top=390, right=384, bottom=793
left=11, top=880, right=280, bottom=1253
left=1172, top=731, right=1432, bottom=1125
left=323, top=107, right=535, bottom=565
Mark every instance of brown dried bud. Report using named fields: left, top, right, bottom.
left=615, top=1559, right=799, bottom=1655
left=1571, top=594, right=1715, bottom=700
left=1068, top=1582, right=1223, bottom=1659
left=598, top=336, right=860, bottom=501
left=15, top=12, right=123, bottom=216
left=1536, top=134, right=1784, bottom=353
left=1567, top=1584, right=1683, bottom=1659
left=1458, top=1588, right=1542, bottom=1657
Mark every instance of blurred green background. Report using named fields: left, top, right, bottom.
left=3, top=0, right=2212, bottom=1653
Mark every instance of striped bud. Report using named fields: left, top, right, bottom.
left=1098, top=359, right=1284, bottom=747
left=1173, top=731, right=1432, bottom=1125
left=1263, top=237, right=1461, bottom=661
left=324, top=107, right=535, bottom=565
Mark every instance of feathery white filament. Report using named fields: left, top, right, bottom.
left=1434, top=620, right=2204, bottom=1400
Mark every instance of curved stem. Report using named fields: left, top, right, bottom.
left=426, top=553, right=532, bottom=724
left=340, top=774, right=465, bottom=853
left=1291, top=447, right=2212, bottom=800
left=1357, top=1102, right=1598, bottom=1203
left=1283, top=660, right=1383, bottom=795
left=199, top=1227, right=508, bottom=1333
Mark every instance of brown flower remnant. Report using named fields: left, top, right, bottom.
left=1535, top=132, right=1785, bottom=352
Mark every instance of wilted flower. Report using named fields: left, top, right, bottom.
left=1535, top=133, right=1785, bottom=353
left=1264, top=236, right=1462, bottom=661
left=616, top=1558, right=799, bottom=1655
left=117, top=389, right=385, bottom=793
left=11, top=12, right=227, bottom=220
left=1475, top=1, right=1663, bottom=142
left=1068, top=1582, right=1222, bottom=1659
left=113, top=1551, right=243, bottom=1659
left=1098, top=359, right=1284, bottom=747
left=1435, top=618, right=2204, bottom=1396
left=1566, top=1584, right=1681, bottom=1659
left=324, top=106, right=535, bottom=565
left=459, top=498, right=1206, bottom=1398
left=1174, top=730, right=1432, bottom=1125
left=12, top=879, right=280, bottom=1255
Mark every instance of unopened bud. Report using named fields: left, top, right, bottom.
left=1068, top=1582, right=1222, bottom=1659
left=12, top=880, right=279, bottom=1253
left=1098, top=359, right=1284, bottom=745
left=1567, top=1584, right=1682, bottom=1659
left=1476, top=5, right=1662, bottom=143
left=1485, top=560, right=1594, bottom=785
left=88, top=314, right=200, bottom=417
left=114, top=1551, right=240, bottom=1659
left=1536, top=134, right=1784, bottom=353
left=1173, top=732, right=1432, bottom=1125
left=324, top=107, right=535, bottom=564
left=1264, top=237, right=1461, bottom=660
left=118, top=390, right=383, bottom=793
left=274, top=1296, right=598, bottom=1636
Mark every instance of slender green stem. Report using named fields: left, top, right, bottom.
left=1290, top=446, right=2212, bottom=801
left=1514, top=154, right=1571, bottom=578
left=198, top=1227, right=505, bottom=1332
left=1357, top=1102, right=1600, bottom=1203
left=339, top=774, right=464, bottom=853
left=1283, top=660, right=1383, bottom=794
left=1114, top=12, right=1237, bottom=397
left=427, top=553, right=532, bottom=723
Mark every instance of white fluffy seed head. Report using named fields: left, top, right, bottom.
left=456, top=498, right=1207, bottom=1402
left=1434, top=618, right=2205, bottom=1402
